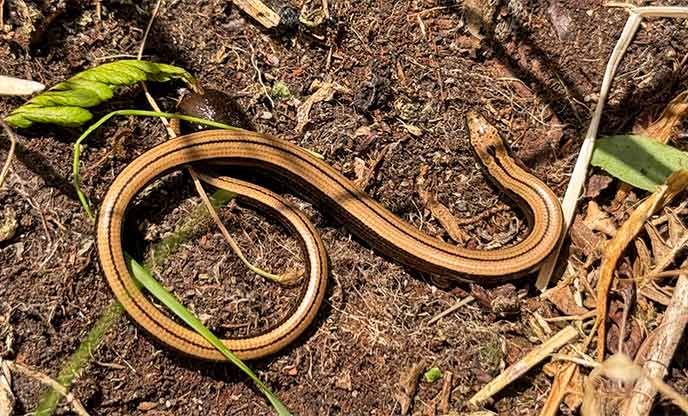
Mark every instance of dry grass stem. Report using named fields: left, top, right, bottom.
left=8, top=361, right=91, bottom=416
left=536, top=9, right=643, bottom=289
left=469, top=325, right=579, bottom=406
left=0, top=119, right=17, bottom=189
left=138, top=0, right=163, bottom=60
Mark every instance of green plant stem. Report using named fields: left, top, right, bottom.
left=34, top=301, right=123, bottom=416
left=72, top=110, right=241, bottom=220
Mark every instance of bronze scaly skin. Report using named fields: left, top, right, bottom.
left=96, top=111, right=563, bottom=360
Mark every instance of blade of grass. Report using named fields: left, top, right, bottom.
left=126, top=254, right=292, bottom=415
left=35, top=188, right=236, bottom=416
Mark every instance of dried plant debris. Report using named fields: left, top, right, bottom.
left=295, top=80, right=349, bottom=132
left=0, top=75, right=44, bottom=96
left=595, top=170, right=688, bottom=361
left=416, top=164, right=470, bottom=244
left=394, top=359, right=427, bottom=416
left=232, top=0, right=281, bottom=29
left=0, top=359, right=14, bottom=416
left=641, top=89, right=688, bottom=143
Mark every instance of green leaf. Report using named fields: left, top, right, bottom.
left=424, top=367, right=442, bottom=383
left=126, top=254, right=292, bottom=416
left=4, top=60, right=194, bottom=128
left=592, top=135, right=688, bottom=192
left=5, top=106, right=94, bottom=128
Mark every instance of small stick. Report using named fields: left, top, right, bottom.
left=622, top=274, right=688, bottom=416
left=428, top=296, right=474, bottom=325
left=0, top=119, right=17, bottom=189
left=469, top=326, right=579, bottom=406
left=7, top=360, right=91, bottom=416
left=539, top=362, right=577, bottom=416
left=137, top=0, right=163, bottom=60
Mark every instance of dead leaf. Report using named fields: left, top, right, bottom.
left=542, top=284, right=589, bottom=316
left=583, top=201, right=617, bottom=237
left=570, top=215, right=599, bottom=255
left=394, top=359, right=427, bottom=416
left=642, top=89, right=688, bottom=143
left=295, top=81, right=337, bottom=133
left=353, top=144, right=393, bottom=191
left=585, top=174, right=613, bottom=199
left=416, top=165, right=470, bottom=243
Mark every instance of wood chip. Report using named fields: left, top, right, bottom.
left=232, top=0, right=280, bottom=29
left=394, top=359, right=427, bottom=416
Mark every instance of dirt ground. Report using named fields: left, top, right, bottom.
left=1, top=0, right=688, bottom=415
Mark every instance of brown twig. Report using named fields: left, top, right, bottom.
left=469, top=326, right=579, bottom=406
left=0, top=119, right=16, bottom=189
left=622, top=273, right=688, bottom=416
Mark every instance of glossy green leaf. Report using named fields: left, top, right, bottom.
left=4, top=60, right=194, bottom=128
left=592, top=135, right=688, bottom=191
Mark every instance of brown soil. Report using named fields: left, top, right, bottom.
left=1, top=0, right=688, bottom=415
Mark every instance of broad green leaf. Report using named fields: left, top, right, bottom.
left=4, top=60, right=194, bottom=128
left=591, top=135, right=688, bottom=191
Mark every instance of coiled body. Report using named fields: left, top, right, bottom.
left=96, top=112, right=563, bottom=360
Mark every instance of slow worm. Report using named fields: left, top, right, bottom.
left=96, top=111, right=563, bottom=360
